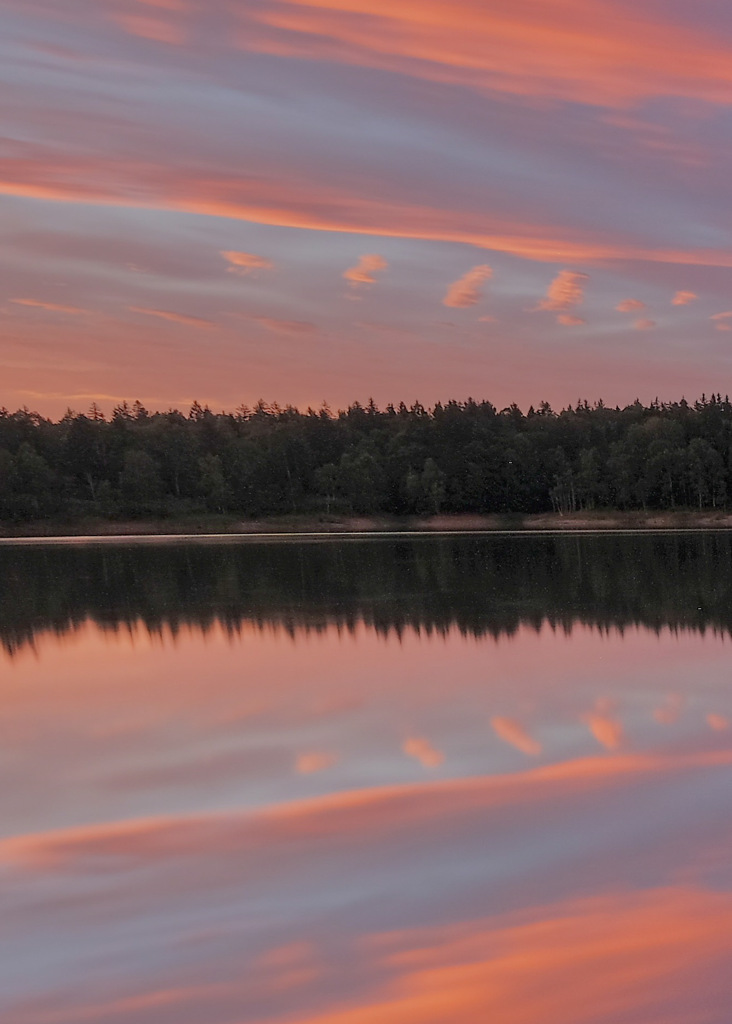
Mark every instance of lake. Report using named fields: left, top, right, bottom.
left=2, top=533, right=732, bottom=1023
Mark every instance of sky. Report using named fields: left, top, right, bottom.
left=4, top=1, right=732, bottom=415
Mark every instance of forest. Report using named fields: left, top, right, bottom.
left=0, top=394, right=731, bottom=522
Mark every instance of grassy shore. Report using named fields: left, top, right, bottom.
left=2, top=509, right=732, bottom=538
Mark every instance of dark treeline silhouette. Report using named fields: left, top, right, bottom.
left=2, top=533, right=732, bottom=655
left=1, top=394, right=732, bottom=521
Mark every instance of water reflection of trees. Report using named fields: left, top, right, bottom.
left=1, top=534, right=732, bottom=655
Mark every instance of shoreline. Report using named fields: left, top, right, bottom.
left=2, top=510, right=732, bottom=541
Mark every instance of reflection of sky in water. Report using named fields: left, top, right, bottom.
left=2, top=617, right=732, bottom=1021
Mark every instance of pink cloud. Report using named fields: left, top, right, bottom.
left=254, top=317, right=317, bottom=335
left=129, top=306, right=214, bottom=328
left=343, top=254, right=388, bottom=287
left=557, top=314, right=586, bottom=326
left=138, top=0, right=188, bottom=9
left=112, top=12, right=186, bottom=44
left=443, top=264, right=493, bottom=308
left=538, top=270, right=588, bottom=312
left=222, top=251, right=275, bottom=276
left=10, top=298, right=91, bottom=315
left=616, top=298, right=645, bottom=312
left=634, top=318, right=657, bottom=330
left=711, top=312, right=732, bottom=331
left=672, top=290, right=697, bottom=306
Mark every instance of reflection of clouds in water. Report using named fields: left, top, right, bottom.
left=585, top=712, right=624, bottom=751
left=8, top=750, right=730, bottom=871
left=6, top=750, right=732, bottom=1021
left=297, top=752, right=338, bottom=774
left=654, top=694, right=684, bottom=725
left=402, top=736, right=445, bottom=769
left=5, top=608, right=732, bottom=1022
left=5, top=540, right=732, bottom=1020
left=253, top=940, right=323, bottom=999
left=4, top=621, right=731, bottom=851
left=305, top=890, right=732, bottom=1024
left=491, top=716, right=541, bottom=756
left=7, top=890, right=732, bottom=1023
left=594, top=696, right=618, bottom=715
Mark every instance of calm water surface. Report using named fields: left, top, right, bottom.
left=2, top=534, right=732, bottom=1023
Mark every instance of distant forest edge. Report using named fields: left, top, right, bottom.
left=2, top=395, right=732, bottom=523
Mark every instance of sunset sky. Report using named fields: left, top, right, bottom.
left=4, top=0, right=732, bottom=415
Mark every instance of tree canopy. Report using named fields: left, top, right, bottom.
left=0, top=394, right=731, bottom=521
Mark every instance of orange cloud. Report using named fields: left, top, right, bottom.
left=241, top=0, right=732, bottom=109
left=10, top=298, right=91, bottom=315
left=5, top=153, right=732, bottom=268
left=538, top=270, right=588, bottom=320
left=707, top=713, right=730, bottom=732
left=672, top=290, right=698, bottom=305
left=222, top=250, right=275, bottom=275
left=443, top=264, right=492, bottom=308
left=343, top=254, right=388, bottom=287
left=557, top=314, right=586, bottom=326
left=539, top=269, right=588, bottom=310
left=616, top=298, right=645, bottom=312
left=402, top=736, right=444, bottom=769
left=296, top=752, right=337, bottom=774
left=634, top=318, right=656, bottom=330
left=711, top=312, right=732, bottom=331
left=491, top=716, right=541, bottom=756
left=129, top=306, right=214, bottom=327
